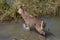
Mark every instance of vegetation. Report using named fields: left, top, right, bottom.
left=0, top=0, right=19, bottom=22
left=19, top=0, right=58, bottom=17
left=0, top=0, right=59, bottom=22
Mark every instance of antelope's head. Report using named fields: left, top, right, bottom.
left=40, top=20, right=46, bottom=36
left=36, top=20, right=46, bottom=36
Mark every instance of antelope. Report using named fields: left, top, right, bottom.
left=18, top=6, right=46, bottom=36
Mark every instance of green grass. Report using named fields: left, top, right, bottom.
left=0, top=0, right=60, bottom=22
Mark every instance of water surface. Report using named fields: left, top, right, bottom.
left=0, top=17, right=60, bottom=40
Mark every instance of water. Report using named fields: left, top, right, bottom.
left=0, top=17, right=60, bottom=40
left=42, top=17, right=60, bottom=40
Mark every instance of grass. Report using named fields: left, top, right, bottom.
left=0, top=0, right=60, bottom=22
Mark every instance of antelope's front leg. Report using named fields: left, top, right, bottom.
left=23, top=23, right=30, bottom=30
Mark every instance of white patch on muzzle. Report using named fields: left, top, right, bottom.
left=41, top=21, right=44, bottom=30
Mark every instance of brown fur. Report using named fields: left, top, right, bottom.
left=18, top=6, right=46, bottom=36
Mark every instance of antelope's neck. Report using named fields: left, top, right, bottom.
left=21, top=11, right=31, bottom=21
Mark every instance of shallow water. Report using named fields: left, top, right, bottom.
left=0, top=17, right=60, bottom=40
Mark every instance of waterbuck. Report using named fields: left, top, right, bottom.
left=18, top=6, right=46, bottom=36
